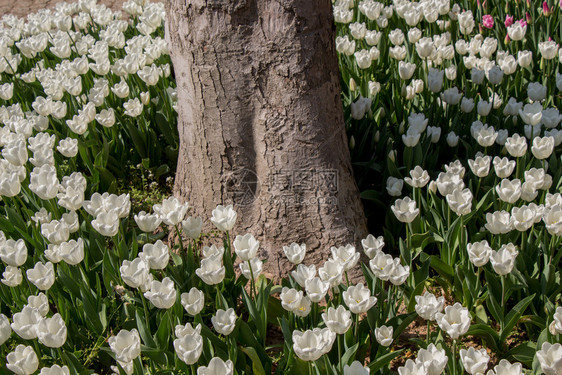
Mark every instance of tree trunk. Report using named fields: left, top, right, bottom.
left=165, top=0, right=368, bottom=279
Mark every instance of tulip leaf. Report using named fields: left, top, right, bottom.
left=341, top=343, right=359, bottom=367
left=406, top=280, right=426, bottom=312
left=155, top=310, right=172, bottom=348
left=155, top=112, right=179, bottom=146
left=79, top=287, right=104, bottom=335
left=519, top=315, right=545, bottom=330
left=410, top=231, right=437, bottom=251
left=388, top=312, right=417, bottom=339
left=486, top=292, right=504, bottom=327
left=505, top=341, right=535, bottom=366
left=241, top=347, right=266, bottom=375
left=125, top=120, right=147, bottom=158
left=474, top=304, right=488, bottom=324
left=280, top=316, right=293, bottom=346
left=367, top=349, right=403, bottom=372
left=0, top=214, right=14, bottom=233
left=241, top=288, right=267, bottom=345
left=135, top=310, right=157, bottom=348
left=237, top=320, right=269, bottom=366
left=466, top=324, right=500, bottom=352
left=500, top=294, right=535, bottom=343
left=428, top=255, right=454, bottom=279
left=61, top=351, right=83, bottom=373
left=267, top=292, right=284, bottom=326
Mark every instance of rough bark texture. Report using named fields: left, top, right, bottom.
left=166, top=0, right=368, bottom=279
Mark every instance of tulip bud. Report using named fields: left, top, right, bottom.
left=374, top=131, right=380, bottom=142
left=543, top=1, right=552, bottom=16
left=349, top=135, right=355, bottom=149
left=428, top=181, right=437, bottom=194
left=349, top=78, right=357, bottom=92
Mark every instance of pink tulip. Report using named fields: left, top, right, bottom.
left=482, top=15, right=494, bottom=29
left=505, top=14, right=514, bottom=27
left=543, top=1, right=552, bottom=15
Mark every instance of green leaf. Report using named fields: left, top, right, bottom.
left=155, top=310, right=171, bottom=348
left=388, top=312, right=417, bottom=339
left=466, top=324, right=500, bottom=352
left=135, top=310, right=157, bottom=348
left=500, top=294, right=535, bottom=342
left=341, top=343, right=359, bottom=367
left=474, top=305, right=488, bottom=324
left=242, top=288, right=264, bottom=341
left=79, top=287, right=103, bottom=335
left=429, top=255, right=454, bottom=279
left=486, top=291, right=504, bottom=324
left=410, top=231, right=437, bottom=251
left=368, top=350, right=403, bottom=372
left=505, top=342, right=535, bottom=366
left=154, top=112, right=179, bottom=146
left=241, top=347, right=266, bottom=375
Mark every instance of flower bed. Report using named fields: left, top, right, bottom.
left=0, top=0, right=561, bottom=374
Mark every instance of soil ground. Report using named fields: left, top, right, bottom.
left=0, top=0, right=159, bottom=19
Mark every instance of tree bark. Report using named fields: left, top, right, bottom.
left=166, top=0, right=368, bottom=279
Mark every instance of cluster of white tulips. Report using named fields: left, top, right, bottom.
left=336, top=0, right=562, bottom=372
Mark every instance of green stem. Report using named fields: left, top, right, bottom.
left=174, top=224, right=184, bottom=253
left=452, top=340, right=457, bottom=375
left=323, top=355, right=330, bottom=374
left=57, top=347, right=66, bottom=364
left=338, top=335, right=343, bottom=374
left=501, top=275, right=506, bottom=330
left=140, top=292, right=151, bottom=332
left=354, top=313, right=360, bottom=342
left=248, top=259, right=257, bottom=300
left=215, top=284, right=224, bottom=309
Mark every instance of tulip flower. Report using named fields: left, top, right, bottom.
left=460, top=347, right=490, bottom=374
left=211, top=308, right=237, bottom=336
left=108, top=329, right=141, bottom=363
left=210, top=204, right=237, bottom=232
left=36, top=313, right=67, bottom=348
left=343, top=283, right=377, bottom=314
left=361, top=234, right=385, bottom=259
left=391, top=196, right=419, bottom=223
left=435, top=303, right=471, bottom=339
left=26, top=262, right=55, bottom=290
left=197, top=357, right=234, bottom=375
left=415, top=292, right=445, bottom=321
left=283, top=243, right=306, bottom=264
left=416, top=344, right=448, bottom=375
left=6, top=345, right=39, bottom=375
left=144, top=277, right=177, bottom=309
left=292, top=328, right=336, bottom=361
left=374, top=325, right=393, bottom=346
left=322, top=305, right=352, bottom=334
left=181, top=288, right=205, bottom=316
left=139, top=240, right=170, bottom=270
